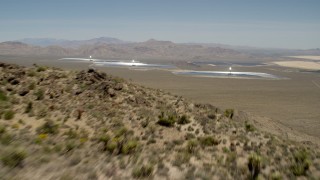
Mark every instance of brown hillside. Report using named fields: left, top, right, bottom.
left=0, top=62, right=319, bottom=179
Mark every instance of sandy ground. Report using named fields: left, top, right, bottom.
left=273, top=61, right=320, bottom=70
left=287, top=56, right=320, bottom=61
left=1, top=55, right=320, bottom=140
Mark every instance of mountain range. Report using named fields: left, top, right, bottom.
left=0, top=39, right=246, bottom=60
left=0, top=37, right=319, bottom=60
left=17, top=37, right=130, bottom=48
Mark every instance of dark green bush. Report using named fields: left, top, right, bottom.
left=4, top=110, right=15, bottom=120
left=36, top=66, right=47, bottom=72
left=1, top=149, right=27, bottom=168
left=224, top=109, right=234, bottom=119
left=28, top=82, right=36, bottom=90
left=198, top=136, right=220, bottom=147
left=0, top=124, right=5, bottom=135
left=0, top=133, right=13, bottom=145
left=177, top=115, right=190, bottom=125
left=248, top=153, right=261, bottom=180
left=291, top=150, right=310, bottom=176
left=157, top=112, right=176, bottom=127
left=0, top=90, right=8, bottom=101
left=245, top=121, right=255, bottom=132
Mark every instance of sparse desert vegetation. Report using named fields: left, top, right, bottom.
left=0, top=62, right=319, bottom=179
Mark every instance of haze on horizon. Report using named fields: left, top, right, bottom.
left=1, top=0, right=320, bottom=49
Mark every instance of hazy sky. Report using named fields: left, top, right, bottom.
left=1, top=0, right=320, bottom=49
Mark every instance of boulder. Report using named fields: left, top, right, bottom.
left=18, top=88, right=29, bottom=96
left=114, top=83, right=123, bottom=91
left=107, top=88, right=115, bottom=97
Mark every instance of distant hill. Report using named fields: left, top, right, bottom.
left=0, top=41, right=76, bottom=56
left=0, top=39, right=247, bottom=60
left=17, top=37, right=130, bottom=48
left=185, top=43, right=320, bottom=57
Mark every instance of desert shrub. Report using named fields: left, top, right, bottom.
left=34, top=89, right=44, bottom=100
left=65, top=140, right=77, bottom=153
left=224, top=109, right=234, bottom=119
left=27, top=70, right=36, bottom=77
left=147, top=138, right=156, bottom=144
left=53, top=144, right=63, bottom=153
left=172, top=139, right=184, bottom=146
left=172, top=152, right=191, bottom=167
left=0, top=90, right=8, bottom=101
left=38, top=133, right=48, bottom=140
left=132, top=164, right=153, bottom=178
left=0, top=124, right=5, bottom=135
left=157, top=112, right=176, bottom=127
left=1, top=149, right=27, bottom=168
left=245, top=121, right=255, bottom=132
left=4, top=110, right=15, bottom=120
left=36, top=66, right=47, bottom=72
left=25, top=102, right=33, bottom=113
left=37, top=120, right=59, bottom=134
left=140, top=118, right=149, bottom=128
left=0, top=133, right=13, bottom=145
left=106, top=139, right=118, bottom=153
left=98, top=134, right=110, bottom=144
left=98, top=134, right=110, bottom=151
left=121, top=140, right=138, bottom=154
left=198, top=136, right=220, bottom=147
left=114, top=127, right=128, bottom=137
left=187, top=126, right=194, bottom=132
left=222, top=147, right=230, bottom=153
left=28, top=81, right=36, bottom=90
left=291, top=149, right=310, bottom=176
left=248, top=153, right=261, bottom=180
left=65, top=129, right=78, bottom=139
left=185, top=133, right=196, bottom=140
left=177, top=115, right=190, bottom=125
left=270, top=172, right=282, bottom=180
left=225, top=152, right=237, bottom=166
left=186, top=139, right=198, bottom=154
left=18, top=119, right=25, bottom=125
left=11, top=123, right=19, bottom=129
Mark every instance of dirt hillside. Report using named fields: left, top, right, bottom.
left=0, top=62, right=319, bottom=179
